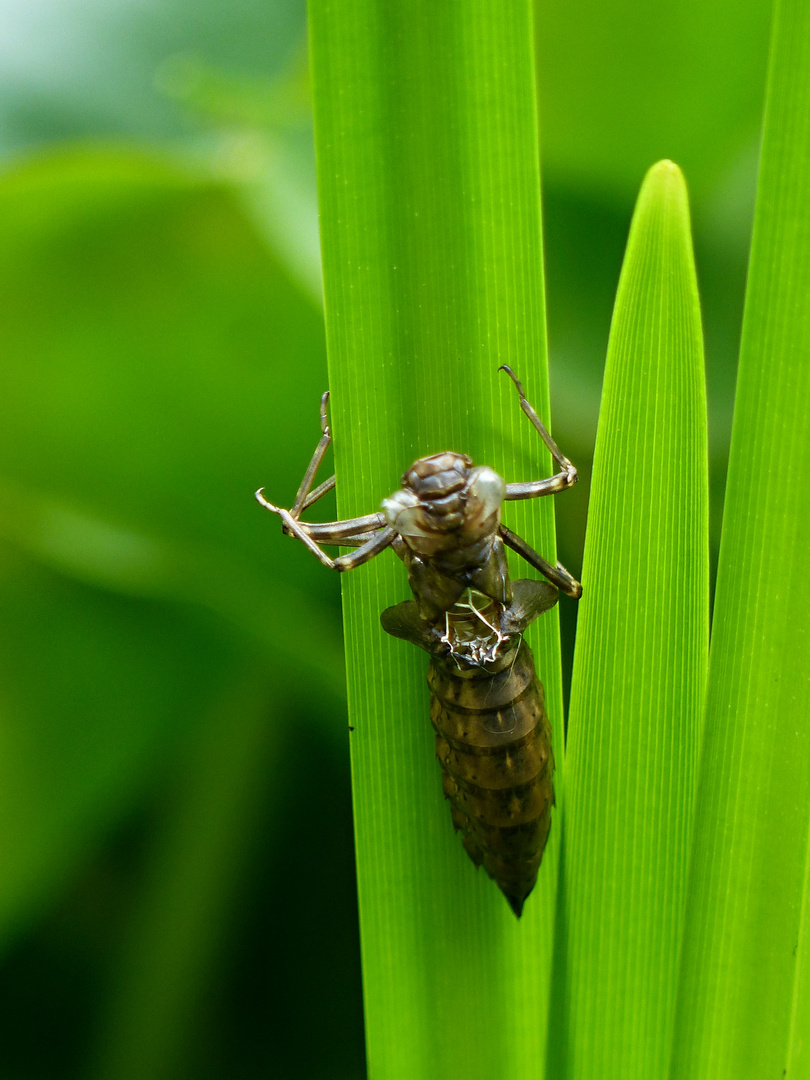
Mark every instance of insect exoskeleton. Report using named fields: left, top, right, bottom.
left=255, top=367, right=581, bottom=917
left=382, top=579, right=558, bottom=916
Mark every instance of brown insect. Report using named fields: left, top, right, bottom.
left=256, top=367, right=581, bottom=916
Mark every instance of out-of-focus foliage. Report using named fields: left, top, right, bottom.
left=0, top=145, right=361, bottom=1078
left=0, top=0, right=772, bottom=1077
left=0, top=0, right=306, bottom=144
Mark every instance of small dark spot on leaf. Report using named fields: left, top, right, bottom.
left=348, top=725, right=355, bottom=732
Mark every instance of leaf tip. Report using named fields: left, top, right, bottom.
left=648, top=157, right=681, bottom=176
left=638, top=158, right=689, bottom=213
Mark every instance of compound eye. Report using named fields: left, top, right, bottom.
left=468, top=467, right=506, bottom=516
left=381, top=488, right=420, bottom=530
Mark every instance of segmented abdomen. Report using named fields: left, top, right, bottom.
left=428, top=640, right=554, bottom=917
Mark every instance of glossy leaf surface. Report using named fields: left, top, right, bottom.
left=309, top=3, right=565, bottom=1077
left=558, top=161, right=709, bottom=1079
left=671, top=0, right=810, bottom=1074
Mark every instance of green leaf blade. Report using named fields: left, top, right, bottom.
left=670, top=0, right=810, bottom=1074
left=308, top=4, right=564, bottom=1077
left=559, top=161, right=710, bottom=1079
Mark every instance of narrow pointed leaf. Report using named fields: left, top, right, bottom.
left=557, top=161, right=709, bottom=1078
left=670, top=0, right=810, bottom=1073
left=308, top=3, right=565, bottom=1077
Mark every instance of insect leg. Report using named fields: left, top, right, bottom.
left=499, top=366, right=578, bottom=500
left=332, top=526, right=396, bottom=570
left=256, top=390, right=387, bottom=565
left=301, top=475, right=336, bottom=512
left=284, top=390, right=335, bottom=519
left=289, top=524, right=387, bottom=547
left=256, top=488, right=383, bottom=538
left=254, top=488, right=395, bottom=574
left=291, top=513, right=386, bottom=540
left=500, top=525, right=582, bottom=598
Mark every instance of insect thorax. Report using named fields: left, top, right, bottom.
left=380, top=453, right=507, bottom=561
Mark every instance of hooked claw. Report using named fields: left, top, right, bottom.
left=255, top=488, right=281, bottom=514
left=255, top=488, right=298, bottom=538
left=499, top=364, right=527, bottom=401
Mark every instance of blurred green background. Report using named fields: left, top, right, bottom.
left=0, top=1, right=770, bottom=1076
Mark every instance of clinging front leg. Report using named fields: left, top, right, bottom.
left=499, top=366, right=578, bottom=500
left=255, top=489, right=394, bottom=570
left=255, top=389, right=392, bottom=571
left=291, top=390, right=334, bottom=517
